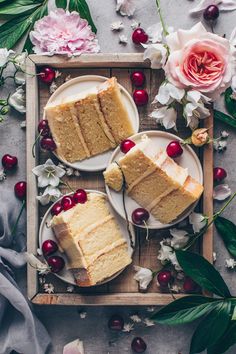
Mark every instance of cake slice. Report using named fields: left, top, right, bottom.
left=104, top=136, right=203, bottom=224
left=51, top=193, right=132, bottom=286
left=45, top=77, right=134, bottom=163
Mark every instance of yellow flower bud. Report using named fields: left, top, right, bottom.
left=191, top=128, right=210, bottom=147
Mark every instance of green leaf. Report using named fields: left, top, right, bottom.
left=190, top=301, right=231, bottom=354
left=0, top=14, right=32, bottom=49
left=215, top=217, right=236, bottom=259
left=69, top=0, right=97, bottom=33
left=0, top=0, right=42, bottom=18
left=208, top=319, right=236, bottom=354
left=152, top=295, right=218, bottom=325
left=176, top=250, right=231, bottom=298
left=214, top=109, right=236, bottom=129
left=56, top=0, right=67, bottom=8
left=225, top=88, right=236, bottom=119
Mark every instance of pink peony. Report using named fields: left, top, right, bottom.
left=164, top=22, right=236, bottom=99
left=30, top=9, right=100, bottom=56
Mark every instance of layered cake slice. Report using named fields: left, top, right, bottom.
left=45, top=77, right=134, bottom=163
left=104, top=136, right=203, bottom=224
left=51, top=193, right=132, bottom=286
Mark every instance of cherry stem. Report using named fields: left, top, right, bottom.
left=156, top=0, right=169, bottom=37
left=60, top=179, right=75, bottom=193
left=32, top=131, right=42, bottom=158
left=11, top=199, right=26, bottom=237
left=143, top=220, right=149, bottom=241
left=184, top=192, right=236, bottom=250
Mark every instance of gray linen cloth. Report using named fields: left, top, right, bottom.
left=0, top=193, right=51, bottom=354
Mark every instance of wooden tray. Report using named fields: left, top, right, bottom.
left=26, top=53, right=213, bottom=305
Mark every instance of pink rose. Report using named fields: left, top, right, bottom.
left=164, top=22, right=235, bottom=99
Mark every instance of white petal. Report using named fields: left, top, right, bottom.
left=38, top=175, right=51, bottom=188
left=189, top=212, right=206, bottom=233
left=170, top=229, right=189, bottom=249
left=213, top=184, right=232, bottom=201
left=162, top=107, right=177, bottom=129
left=63, top=339, right=84, bottom=354
left=219, top=0, right=236, bottom=11
left=14, top=70, right=26, bottom=85
left=116, top=0, right=135, bottom=17
left=143, top=43, right=167, bottom=69
left=133, top=266, right=153, bottom=290
left=146, top=23, right=163, bottom=43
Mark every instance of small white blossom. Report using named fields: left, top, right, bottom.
left=32, top=159, right=65, bottom=188
left=0, top=48, right=14, bottom=67
left=157, top=240, right=173, bottom=263
left=213, top=184, right=232, bottom=201
left=122, top=323, right=134, bottom=332
left=36, top=185, right=62, bottom=205
left=111, top=21, right=124, bottom=31
left=119, top=34, right=128, bottom=44
left=39, top=276, right=46, bottom=285
left=150, top=106, right=177, bottom=130
left=170, top=229, right=189, bottom=250
left=169, top=252, right=182, bottom=271
left=0, top=169, right=6, bottom=181
left=12, top=52, right=27, bottom=70
left=65, top=74, right=71, bottom=82
left=133, top=266, right=153, bottom=290
left=143, top=43, right=167, bottom=69
left=225, top=258, right=236, bottom=269
left=221, top=130, right=229, bottom=138
left=130, top=314, right=142, bottom=323
left=116, top=0, right=136, bottom=17
left=79, top=311, right=87, bottom=319
left=143, top=318, right=155, bottom=327
left=218, top=140, right=228, bottom=152
left=74, top=170, right=80, bottom=177
left=65, top=167, right=74, bottom=176
left=189, top=212, right=206, bottom=233
left=131, top=21, right=139, bottom=30
left=66, top=285, right=75, bottom=293
left=55, top=70, right=61, bottom=79
left=20, top=120, right=26, bottom=129
left=190, top=0, right=236, bottom=15
left=43, top=283, right=55, bottom=294
left=153, top=83, right=185, bottom=105
left=9, top=86, right=26, bottom=114
left=213, top=252, right=217, bottom=262
left=170, top=285, right=181, bottom=293
left=184, top=91, right=211, bottom=130
left=49, top=81, right=58, bottom=94
left=146, top=306, right=156, bottom=312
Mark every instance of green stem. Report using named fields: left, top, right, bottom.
left=60, top=179, right=75, bottom=193
left=11, top=199, right=26, bottom=237
left=32, top=132, right=42, bottom=158
left=185, top=192, right=236, bottom=250
left=156, top=0, right=168, bottom=37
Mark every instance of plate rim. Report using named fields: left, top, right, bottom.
left=105, top=130, right=203, bottom=230
left=39, top=189, right=135, bottom=287
left=43, top=75, right=140, bottom=172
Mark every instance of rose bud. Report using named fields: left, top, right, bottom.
left=191, top=128, right=210, bottom=147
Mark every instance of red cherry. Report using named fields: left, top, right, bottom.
left=14, top=181, right=26, bottom=200
left=39, top=67, right=56, bottom=84
left=203, top=5, right=219, bottom=21
left=120, top=139, right=136, bottom=154
left=166, top=141, right=183, bottom=158
left=131, top=337, right=147, bottom=353
left=213, top=167, right=227, bottom=182
left=61, top=195, right=75, bottom=211
left=47, top=255, right=65, bottom=273
left=40, top=137, right=56, bottom=151
left=38, top=119, right=51, bottom=137
left=133, top=89, right=149, bottom=106
left=131, top=71, right=145, bottom=87
left=42, top=239, right=58, bottom=256
left=51, top=201, right=63, bottom=216
left=2, top=154, right=18, bottom=171
left=73, top=189, right=87, bottom=204
left=132, top=208, right=150, bottom=225
left=157, top=270, right=172, bottom=287
left=183, top=277, right=198, bottom=293
left=132, top=28, right=149, bottom=45
left=108, top=314, right=124, bottom=331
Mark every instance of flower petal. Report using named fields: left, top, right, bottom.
left=213, top=184, right=232, bottom=200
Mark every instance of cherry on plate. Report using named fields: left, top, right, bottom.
left=120, top=139, right=136, bottom=154
left=47, top=255, right=65, bottom=273
left=42, top=239, right=58, bottom=256
left=166, top=141, right=183, bottom=158
left=51, top=201, right=63, bottom=216
left=61, top=195, right=75, bottom=211
left=38, top=119, right=51, bottom=137
left=132, top=208, right=150, bottom=226
left=73, top=189, right=87, bottom=204
left=40, top=137, right=56, bottom=151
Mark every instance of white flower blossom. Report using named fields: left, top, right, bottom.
left=153, top=83, right=185, bottom=105
left=213, top=252, right=217, bottom=262
left=0, top=48, right=14, bottom=67
left=119, top=34, right=128, bottom=44
left=63, top=339, right=84, bottom=354
left=36, top=185, right=62, bottom=205
left=213, top=184, right=232, bottom=201
left=43, top=283, right=55, bottom=294
left=79, top=311, right=87, bottom=319
left=170, top=285, right=181, bottom=293
left=146, top=23, right=174, bottom=44
left=130, top=314, right=142, bottom=323
left=133, top=266, right=153, bottom=290
left=143, top=43, right=167, bottom=69
left=122, top=323, right=134, bottom=332
left=116, top=0, right=135, bottom=17
left=157, top=240, right=173, bottom=263
left=66, top=285, right=75, bottom=293
left=0, top=169, right=6, bottom=181
left=170, top=229, right=189, bottom=249
left=20, top=120, right=26, bottom=129
left=150, top=106, right=177, bottom=130
left=218, top=140, right=228, bottom=152
left=184, top=91, right=211, bottom=130
left=49, top=81, right=58, bottom=94
left=143, top=318, right=155, bottom=327
left=32, top=159, right=65, bottom=188
left=26, top=253, right=49, bottom=273
left=189, top=212, right=206, bottom=233
left=221, top=130, right=229, bottom=138
left=9, top=86, right=26, bottom=114
left=111, top=21, right=124, bottom=31
left=225, top=258, right=236, bottom=269
left=146, top=306, right=156, bottom=312
left=190, top=0, right=236, bottom=15
left=131, top=21, right=139, bottom=30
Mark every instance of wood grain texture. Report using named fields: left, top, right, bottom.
left=26, top=54, right=213, bottom=305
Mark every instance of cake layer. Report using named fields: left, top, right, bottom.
left=103, top=163, right=123, bottom=192
left=98, top=77, right=134, bottom=143
left=74, top=242, right=131, bottom=287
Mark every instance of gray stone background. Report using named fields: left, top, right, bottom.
left=1, top=0, right=236, bottom=353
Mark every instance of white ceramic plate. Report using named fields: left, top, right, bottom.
left=39, top=190, right=135, bottom=287
left=44, top=75, right=139, bottom=172
left=105, top=131, right=203, bottom=230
